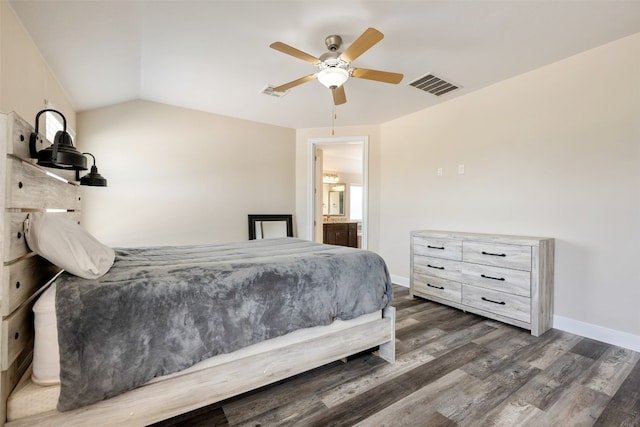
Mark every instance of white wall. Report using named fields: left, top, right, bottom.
left=378, top=33, right=640, bottom=344
left=78, top=100, right=296, bottom=247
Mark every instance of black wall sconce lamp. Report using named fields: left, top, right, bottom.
left=29, top=109, right=87, bottom=170
left=29, top=109, right=108, bottom=187
left=76, top=153, right=108, bottom=187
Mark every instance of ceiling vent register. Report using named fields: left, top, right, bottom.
left=261, top=85, right=288, bottom=97
left=409, top=73, right=459, bottom=96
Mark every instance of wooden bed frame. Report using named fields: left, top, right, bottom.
left=0, top=111, right=395, bottom=426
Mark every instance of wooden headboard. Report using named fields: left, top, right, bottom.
left=0, top=112, right=81, bottom=426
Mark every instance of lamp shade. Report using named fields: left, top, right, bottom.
left=29, top=109, right=87, bottom=170
left=317, top=67, right=349, bottom=89
left=35, top=130, right=87, bottom=170
left=78, top=152, right=108, bottom=187
left=80, top=165, right=107, bottom=187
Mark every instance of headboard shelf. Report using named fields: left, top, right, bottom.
left=5, top=156, right=80, bottom=212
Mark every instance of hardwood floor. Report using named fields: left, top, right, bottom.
left=152, top=285, right=640, bottom=426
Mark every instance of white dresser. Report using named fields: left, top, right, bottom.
left=410, top=230, right=554, bottom=336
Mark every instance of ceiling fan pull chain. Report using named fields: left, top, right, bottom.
left=331, top=104, right=339, bottom=135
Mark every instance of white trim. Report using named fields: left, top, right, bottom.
left=390, top=274, right=409, bottom=288
left=307, top=136, right=369, bottom=249
left=45, top=110, right=63, bottom=142
left=306, top=145, right=315, bottom=241
left=44, top=103, right=76, bottom=141
left=362, top=140, right=369, bottom=249
left=553, top=315, right=640, bottom=353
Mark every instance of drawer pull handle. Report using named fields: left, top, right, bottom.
left=481, top=274, right=505, bottom=281
left=481, top=251, right=506, bottom=257
left=427, top=283, right=444, bottom=290
left=427, top=245, right=445, bottom=250
left=427, top=264, right=445, bottom=270
left=481, top=297, right=506, bottom=305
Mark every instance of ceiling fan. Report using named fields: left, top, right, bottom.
left=269, top=27, right=403, bottom=105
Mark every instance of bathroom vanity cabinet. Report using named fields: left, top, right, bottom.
left=323, top=222, right=358, bottom=248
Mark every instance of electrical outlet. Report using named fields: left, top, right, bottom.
left=437, top=168, right=443, bottom=177
left=458, top=164, right=465, bottom=175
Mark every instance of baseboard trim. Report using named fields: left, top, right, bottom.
left=390, top=274, right=409, bottom=287
left=390, top=274, right=640, bottom=352
left=553, top=315, right=640, bottom=353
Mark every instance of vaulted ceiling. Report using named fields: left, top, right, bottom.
left=9, top=0, right=640, bottom=129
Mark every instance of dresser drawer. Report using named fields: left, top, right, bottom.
left=412, top=236, right=462, bottom=261
left=412, top=274, right=462, bottom=303
left=413, top=255, right=462, bottom=282
left=462, top=285, right=531, bottom=323
left=461, top=263, right=531, bottom=297
left=463, top=241, right=532, bottom=271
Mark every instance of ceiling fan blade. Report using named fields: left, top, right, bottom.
left=340, top=27, right=384, bottom=63
left=332, top=85, right=347, bottom=105
left=351, top=68, right=404, bottom=84
left=270, top=42, right=321, bottom=65
left=273, top=74, right=317, bottom=92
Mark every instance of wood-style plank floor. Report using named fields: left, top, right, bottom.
left=152, top=285, right=640, bottom=426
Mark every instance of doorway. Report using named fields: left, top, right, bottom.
left=308, top=136, right=369, bottom=249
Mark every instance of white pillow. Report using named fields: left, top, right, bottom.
left=24, top=212, right=115, bottom=279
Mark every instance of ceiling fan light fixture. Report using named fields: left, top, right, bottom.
left=317, top=67, right=349, bottom=89
left=270, top=27, right=401, bottom=106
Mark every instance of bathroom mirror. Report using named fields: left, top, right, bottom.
left=323, top=184, right=345, bottom=216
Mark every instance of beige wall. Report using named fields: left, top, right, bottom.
left=0, top=0, right=76, bottom=129
left=77, top=100, right=296, bottom=247
left=378, top=33, right=640, bottom=340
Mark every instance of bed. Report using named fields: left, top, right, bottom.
left=0, top=111, right=395, bottom=426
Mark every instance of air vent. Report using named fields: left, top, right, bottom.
left=261, top=85, right=288, bottom=98
left=409, top=73, right=460, bottom=96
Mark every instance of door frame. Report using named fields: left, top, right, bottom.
left=307, top=136, right=369, bottom=249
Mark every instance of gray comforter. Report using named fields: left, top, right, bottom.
left=55, top=238, right=392, bottom=411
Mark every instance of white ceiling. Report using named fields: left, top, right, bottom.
left=9, top=0, right=640, bottom=129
